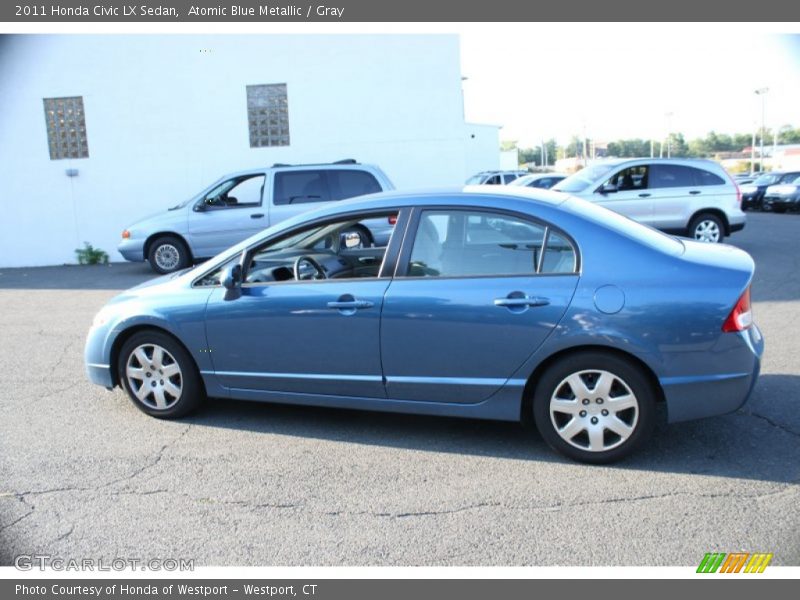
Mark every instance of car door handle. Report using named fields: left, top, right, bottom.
left=638, top=193, right=651, bottom=198
left=494, top=295, right=550, bottom=308
left=327, top=300, right=374, bottom=310
left=689, top=190, right=701, bottom=195
left=250, top=213, right=265, bottom=219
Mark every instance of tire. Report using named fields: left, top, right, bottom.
left=532, top=352, right=656, bottom=464
left=688, top=213, right=724, bottom=243
left=117, top=330, right=205, bottom=419
left=147, top=235, right=190, bottom=274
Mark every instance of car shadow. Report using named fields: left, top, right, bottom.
left=179, top=373, right=800, bottom=485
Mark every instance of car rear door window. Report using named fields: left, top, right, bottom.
left=273, top=170, right=331, bottom=205
left=328, top=169, right=382, bottom=200
left=650, top=164, right=725, bottom=188
left=405, top=209, right=576, bottom=278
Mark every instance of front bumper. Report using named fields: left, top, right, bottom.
left=118, top=238, right=146, bottom=262
left=763, top=195, right=800, bottom=210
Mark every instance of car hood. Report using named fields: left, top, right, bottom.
left=125, top=207, right=188, bottom=233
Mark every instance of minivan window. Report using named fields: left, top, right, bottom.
left=202, top=174, right=264, bottom=208
left=273, top=170, right=331, bottom=205
left=329, top=170, right=381, bottom=200
left=553, top=164, right=616, bottom=193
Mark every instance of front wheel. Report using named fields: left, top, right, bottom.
left=118, top=330, right=205, bottom=419
left=147, top=235, right=191, bottom=274
left=532, top=352, right=656, bottom=463
left=689, top=213, right=724, bottom=243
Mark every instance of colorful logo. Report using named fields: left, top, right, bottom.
left=697, top=552, right=773, bottom=573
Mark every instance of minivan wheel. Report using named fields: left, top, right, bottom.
left=689, top=213, right=724, bottom=243
left=118, top=330, right=204, bottom=419
left=148, top=235, right=190, bottom=274
left=532, top=352, right=656, bottom=464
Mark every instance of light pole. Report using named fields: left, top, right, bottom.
left=665, top=111, right=674, bottom=158
left=755, top=87, right=769, bottom=172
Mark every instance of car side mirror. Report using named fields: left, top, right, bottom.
left=599, top=183, right=618, bottom=194
left=221, top=262, right=243, bottom=301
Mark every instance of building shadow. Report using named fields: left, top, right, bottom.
left=0, top=263, right=165, bottom=290
left=178, top=373, right=800, bottom=485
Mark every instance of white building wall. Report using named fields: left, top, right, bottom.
left=0, top=35, right=499, bottom=267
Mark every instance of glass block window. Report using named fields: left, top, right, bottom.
left=43, top=96, right=89, bottom=160
left=246, top=83, right=290, bottom=147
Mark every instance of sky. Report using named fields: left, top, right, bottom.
left=458, top=25, right=800, bottom=148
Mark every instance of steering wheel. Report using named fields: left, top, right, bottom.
left=293, top=255, right=327, bottom=281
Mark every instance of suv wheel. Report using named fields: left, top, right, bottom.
left=689, top=213, right=724, bottom=243
left=148, top=235, right=191, bottom=274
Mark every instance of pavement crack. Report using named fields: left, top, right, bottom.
left=741, top=410, right=800, bottom=438
left=104, top=423, right=193, bottom=488
left=53, top=524, right=75, bottom=543
left=0, top=494, right=35, bottom=534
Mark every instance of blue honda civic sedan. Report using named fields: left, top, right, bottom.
left=85, top=187, right=763, bottom=463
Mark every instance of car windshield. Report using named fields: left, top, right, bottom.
left=509, top=175, right=534, bottom=186
left=553, top=164, right=616, bottom=193
left=465, top=174, right=485, bottom=185
left=753, top=174, right=781, bottom=186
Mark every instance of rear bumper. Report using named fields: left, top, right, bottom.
left=661, top=325, right=764, bottom=423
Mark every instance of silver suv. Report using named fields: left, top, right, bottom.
left=552, top=158, right=745, bottom=243
left=119, top=160, right=395, bottom=273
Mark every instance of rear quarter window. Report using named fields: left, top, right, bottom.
left=328, top=170, right=382, bottom=200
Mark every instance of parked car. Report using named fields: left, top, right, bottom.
left=508, top=173, right=568, bottom=189
left=86, top=186, right=763, bottom=463
left=733, top=175, right=756, bottom=185
left=118, top=160, right=395, bottom=274
left=466, top=170, right=529, bottom=185
left=551, top=158, right=746, bottom=243
left=762, top=174, right=800, bottom=213
left=740, top=171, right=800, bottom=211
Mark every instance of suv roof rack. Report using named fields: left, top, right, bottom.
left=271, top=158, right=359, bottom=168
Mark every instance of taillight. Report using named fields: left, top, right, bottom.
left=388, top=215, right=397, bottom=225
left=734, top=182, right=742, bottom=205
left=722, top=287, right=752, bottom=332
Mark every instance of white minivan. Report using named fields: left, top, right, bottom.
left=119, top=160, right=395, bottom=273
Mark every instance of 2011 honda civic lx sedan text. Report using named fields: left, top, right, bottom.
left=85, top=187, right=764, bottom=463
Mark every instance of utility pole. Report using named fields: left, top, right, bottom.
left=755, top=87, right=769, bottom=172
left=665, top=111, right=674, bottom=158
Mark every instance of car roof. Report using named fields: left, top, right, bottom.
left=220, top=162, right=382, bottom=179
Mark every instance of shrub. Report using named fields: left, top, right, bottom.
left=75, top=242, right=109, bottom=265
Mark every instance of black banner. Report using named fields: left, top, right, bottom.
left=3, top=579, right=799, bottom=600
left=3, top=0, right=800, bottom=22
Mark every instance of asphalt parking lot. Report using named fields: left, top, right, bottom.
left=1, top=212, right=798, bottom=567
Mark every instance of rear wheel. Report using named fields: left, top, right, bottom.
left=118, top=330, right=204, bottom=419
left=532, top=352, right=656, bottom=463
left=689, top=213, right=724, bottom=243
left=147, top=235, right=190, bottom=274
